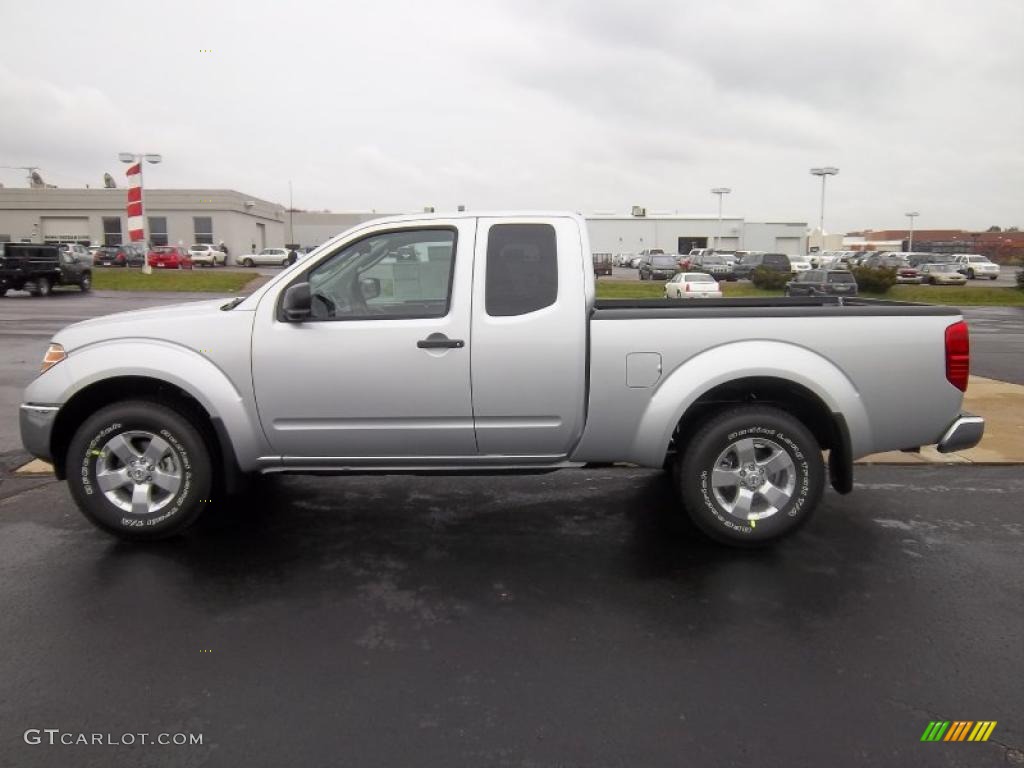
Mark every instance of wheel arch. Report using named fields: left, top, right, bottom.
left=49, top=375, right=247, bottom=493
left=629, top=341, right=870, bottom=488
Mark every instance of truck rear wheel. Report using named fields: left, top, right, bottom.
left=677, top=406, right=824, bottom=547
left=66, top=400, right=212, bottom=540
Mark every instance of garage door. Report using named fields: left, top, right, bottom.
left=41, top=217, right=91, bottom=243
left=775, top=236, right=802, bottom=253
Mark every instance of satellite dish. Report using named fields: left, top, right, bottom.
left=30, top=171, right=45, bottom=188
left=103, top=173, right=117, bottom=189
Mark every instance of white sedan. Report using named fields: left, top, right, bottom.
left=788, top=254, right=813, bottom=273
left=188, top=244, right=227, bottom=267
left=664, top=272, right=722, bottom=299
left=240, top=247, right=294, bottom=267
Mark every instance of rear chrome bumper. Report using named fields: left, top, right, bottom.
left=936, top=413, right=985, bottom=453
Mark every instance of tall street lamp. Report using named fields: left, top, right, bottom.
left=119, top=152, right=162, bottom=274
left=711, top=187, right=731, bottom=251
left=809, top=167, right=839, bottom=250
left=905, top=211, right=920, bottom=251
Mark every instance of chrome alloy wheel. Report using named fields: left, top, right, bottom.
left=710, top=437, right=797, bottom=521
left=94, top=431, right=183, bottom=515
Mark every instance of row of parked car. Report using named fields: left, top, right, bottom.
left=65, top=243, right=308, bottom=270
left=815, top=250, right=1001, bottom=283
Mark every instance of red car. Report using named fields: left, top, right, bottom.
left=147, top=246, right=193, bottom=270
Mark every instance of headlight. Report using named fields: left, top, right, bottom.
left=41, top=343, right=66, bottom=374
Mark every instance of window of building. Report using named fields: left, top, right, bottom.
left=193, top=216, right=213, bottom=245
left=485, top=223, right=558, bottom=317
left=149, top=217, right=168, bottom=246
left=102, top=217, right=122, bottom=246
left=305, top=228, right=456, bottom=321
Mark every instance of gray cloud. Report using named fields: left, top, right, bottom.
left=0, top=0, right=1021, bottom=231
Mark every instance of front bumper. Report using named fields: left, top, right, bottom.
left=19, top=404, right=59, bottom=463
left=936, top=413, right=985, bottom=453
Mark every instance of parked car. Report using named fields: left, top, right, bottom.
left=733, top=252, right=791, bottom=280
left=20, top=211, right=985, bottom=548
left=864, top=253, right=920, bottom=283
left=689, top=254, right=735, bottom=281
left=785, top=269, right=859, bottom=297
left=148, top=246, right=193, bottom=270
left=919, top=263, right=967, bottom=286
left=951, top=254, right=1000, bottom=280
left=787, top=254, right=813, bottom=273
left=93, top=244, right=145, bottom=268
left=241, top=247, right=292, bottom=267
left=664, top=271, right=722, bottom=298
left=189, top=244, right=226, bottom=267
left=639, top=254, right=680, bottom=280
left=58, top=243, right=92, bottom=263
left=0, top=242, right=92, bottom=295
left=906, top=252, right=948, bottom=268
left=614, top=253, right=634, bottom=267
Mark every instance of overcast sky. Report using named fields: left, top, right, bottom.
left=1, top=0, right=1021, bottom=232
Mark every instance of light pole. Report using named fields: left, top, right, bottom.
left=905, top=211, right=919, bottom=251
left=809, top=167, right=839, bottom=251
left=119, top=152, right=162, bottom=274
left=710, top=187, right=731, bottom=252
left=288, top=180, right=294, bottom=247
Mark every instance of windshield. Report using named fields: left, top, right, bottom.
left=684, top=273, right=715, bottom=281
left=153, top=247, right=176, bottom=254
left=651, top=256, right=677, bottom=267
left=828, top=272, right=855, bottom=283
left=968, top=256, right=989, bottom=263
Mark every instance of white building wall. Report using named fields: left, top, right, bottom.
left=585, top=216, right=743, bottom=255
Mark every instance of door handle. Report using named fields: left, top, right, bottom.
left=417, top=333, right=465, bottom=349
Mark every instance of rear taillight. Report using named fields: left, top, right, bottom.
left=945, top=321, right=970, bottom=392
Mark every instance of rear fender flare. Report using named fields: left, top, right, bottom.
left=629, top=340, right=871, bottom=466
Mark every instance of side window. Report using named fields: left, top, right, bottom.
left=305, top=228, right=456, bottom=321
left=486, top=223, right=557, bottom=317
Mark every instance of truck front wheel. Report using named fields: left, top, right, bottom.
left=677, top=406, right=824, bottom=547
left=66, top=400, right=213, bottom=540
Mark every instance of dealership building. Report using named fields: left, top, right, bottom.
left=0, top=189, right=808, bottom=259
left=0, top=188, right=286, bottom=264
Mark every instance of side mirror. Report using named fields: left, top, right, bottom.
left=359, top=277, right=381, bottom=301
left=282, top=282, right=312, bottom=322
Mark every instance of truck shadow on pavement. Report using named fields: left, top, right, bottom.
left=89, top=469, right=878, bottom=634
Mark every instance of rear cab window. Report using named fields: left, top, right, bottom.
left=485, top=223, right=558, bottom=316
left=828, top=272, right=855, bottom=283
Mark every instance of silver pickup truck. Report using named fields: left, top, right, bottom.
left=19, top=212, right=984, bottom=546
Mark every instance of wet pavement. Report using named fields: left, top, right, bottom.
left=1, top=465, right=1021, bottom=767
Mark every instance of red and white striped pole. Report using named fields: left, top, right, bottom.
left=125, top=160, right=151, bottom=274
left=121, top=152, right=161, bottom=273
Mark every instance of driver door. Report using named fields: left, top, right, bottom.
left=251, top=220, right=477, bottom=460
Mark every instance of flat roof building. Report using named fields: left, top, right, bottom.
left=0, top=188, right=286, bottom=266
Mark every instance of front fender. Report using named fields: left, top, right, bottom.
left=26, top=339, right=269, bottom=470
left=629, top=340, right=872, bottom=466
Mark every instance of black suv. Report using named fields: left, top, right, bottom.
left=785, top=269, right=858, bottom=297
left=733, top=252, right=791, bottom=280
left=0, top=243, right=92, bottom=296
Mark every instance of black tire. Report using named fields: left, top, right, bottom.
left=0, top=287, right=7, bottom=297
left=79, top=273, right=92, bottom=292
left=243, top=257, right=254, bottom=268
left=66, top=400, right=213, bottom=540
left=677, top=406, right=824, bottom=547
left=989, top=275, right=997, bottom=281
left=29, top=277, right=52, bottom=297
left=967, top=269, right=975, bottom=280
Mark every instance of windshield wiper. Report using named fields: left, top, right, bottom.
left=220, top=297, right=246, bottom=311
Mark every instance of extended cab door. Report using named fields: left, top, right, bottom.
left=470, top=217, right=588, bottom=457
left=251, top=220, right=477, bottom=459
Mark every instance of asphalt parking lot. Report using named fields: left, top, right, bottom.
left=1, top=290, right=1022, bottom=767
left=1, top=466, right=1022, bottom=767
